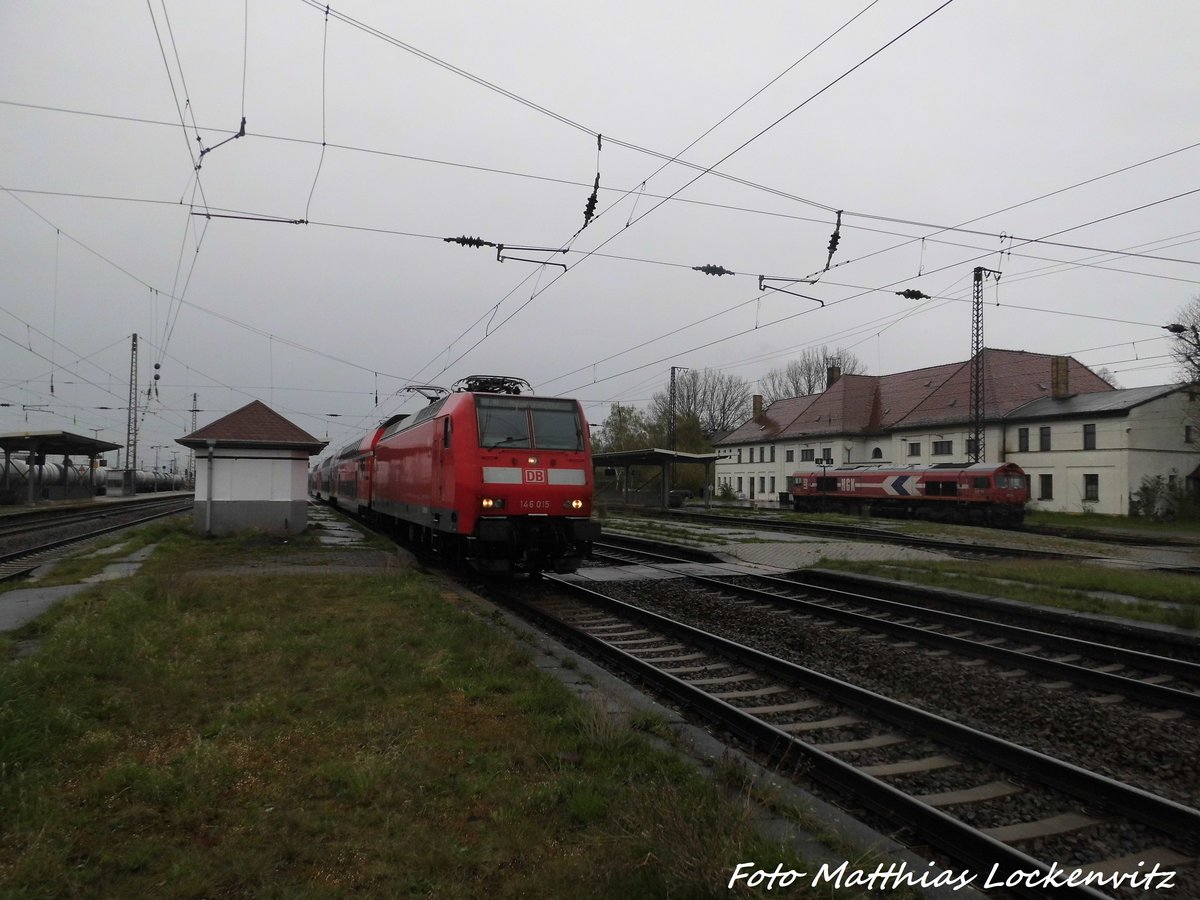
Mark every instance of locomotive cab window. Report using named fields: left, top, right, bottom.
left=972, top=476, right=990, bottom=489
left=476, top=396, right=582, bottom=450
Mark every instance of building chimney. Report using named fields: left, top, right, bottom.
left=1051, top=356, right=1070, bottom=398
left=752, top=394, right=763, bottom=418
left=826, top=366, right=842, bottom=390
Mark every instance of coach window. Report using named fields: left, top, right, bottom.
left=1038, top=474, right=1053, bottom=500
left=1083, top=423, right=1096, bottom=450
left=1083, top=473, right=1099, bottom=502
left=1018, top=427, right=1029, bottom=452
left=1039, top=426, right=1052, bottom=451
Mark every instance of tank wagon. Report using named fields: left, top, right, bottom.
left=790, top=461, right=1029, bottom=526
left=312, top=376, right=600, bottom=573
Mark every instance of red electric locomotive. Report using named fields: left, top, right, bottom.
left=315, top=376, right=600, bottom=573
left=790, top=461, right=1029, bottom=526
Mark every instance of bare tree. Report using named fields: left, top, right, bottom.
left=1168, top=295, right=1200, bottom=383
left=760, top=346, right=866, bottom=403
left=1094, top=366, right=1121, bottom=388
left=648, top=368, right=751, bottom=438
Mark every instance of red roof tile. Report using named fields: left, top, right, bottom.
left=176, top=400, right=327, bottom=451
left=715, top=349, right=1114, bottom=444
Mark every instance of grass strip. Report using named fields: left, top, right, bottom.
left=1, top=525, right=823, bottom=898
left=815, top=558, right=1200, bottom=629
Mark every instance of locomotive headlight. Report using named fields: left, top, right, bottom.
left=527, top=455, right=539, bottom=465
left=564, top=499, right=584, bottom=510
left=481, top=497, right=506, bottom=510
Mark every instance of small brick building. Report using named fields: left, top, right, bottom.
left=177, top=401, right=327, bottom=535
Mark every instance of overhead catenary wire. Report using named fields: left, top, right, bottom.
left=5, top=8, right=1197, bottom=445
left=304, top=3, right=330, bottom=221
left=401, top=0, right=960, bottom=401
left=7, top=97, right=1199, bottom=269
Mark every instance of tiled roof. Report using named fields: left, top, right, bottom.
left=719, top=393, right=818, bottom=445
left=894, top=350, right=1113, bottom=429
left=1009, top=384, right=1181, bottom=420
left=177, top=400, right=327, bottom=451
left=716, top=349, right=1117, bottom=445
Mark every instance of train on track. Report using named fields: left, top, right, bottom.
left=310, top=375, right=600, bottom=574
left=789, top=461, right=1030, bottom=526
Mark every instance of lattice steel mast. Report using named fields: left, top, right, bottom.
left=970, top=268, right=1000, bottom=463
left=124, top=333, right=139, bottom=494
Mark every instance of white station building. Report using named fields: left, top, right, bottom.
left=715, top=349, right=1199, bottom=516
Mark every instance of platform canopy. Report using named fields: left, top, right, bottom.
left=0, top=430, right=121, bottom=459
left=592, top=447, right=719, bottom=508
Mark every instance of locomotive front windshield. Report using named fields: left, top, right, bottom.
left=476, top=396, right=583, bottom=450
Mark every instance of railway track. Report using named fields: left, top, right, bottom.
left=592, top=543, right=1200, bottom=717
left=627, top=507, right=1167, bottom=563
left=0, top=497, right=192, bottom=583
left=497, top=575, right=1197, bottom=898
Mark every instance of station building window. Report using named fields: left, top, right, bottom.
left=801, top=448, right=814, bottom=462
left=1038, top=474, right=1053, bottom=500
left=1039, top=426, right=1052, bottom=451
left=932, top=440, right=952, bottom=456
left=1083, top=423, right=1096, bottom=451
left=1083, top=474, right=1099, bottom=502
left=785, top=449, right=795, bottom=462
left=1018, top=427, right=1029, bottom=452
left=908, top=442, right=920, bottom=457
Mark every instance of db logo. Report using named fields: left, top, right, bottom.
left=524, top=469, right=546, bottom=484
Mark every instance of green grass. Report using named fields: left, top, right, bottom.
left=0, top=525, right=832, bottom=899
left=1026, top=508, right=1200, bottom=534
left=815, top=557, right=1200, bottom=629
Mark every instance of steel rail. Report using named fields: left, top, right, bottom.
left=594, top=540, right=1200, bottom=711
left=638, top=507, right=1084, bottom=560
left=692, top=572, right=1200, bottom=716
left=538, top=574, right=1200, bottom=839
left=515, top=578, right=1125, bottom=899
left=0, top=500, right=192, bottom=579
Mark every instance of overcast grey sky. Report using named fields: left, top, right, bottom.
left=3, top=1, right=1199, bottom=463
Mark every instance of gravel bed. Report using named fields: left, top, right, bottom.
left=600, top=578, right=1200, bottom=810
left=586, top=576, right=1200, bottom=890
left=0, top=504, right=183, bottom=558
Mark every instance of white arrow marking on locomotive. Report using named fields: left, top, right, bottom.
left=881, top=475, right=915, bottom=496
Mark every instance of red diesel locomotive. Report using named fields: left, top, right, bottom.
left=312, top=376, right=600, bottom=573
left=790, top=461, right=1030, bottom=526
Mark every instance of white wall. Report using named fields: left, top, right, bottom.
left=194, top=448, right=310, bottom=502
